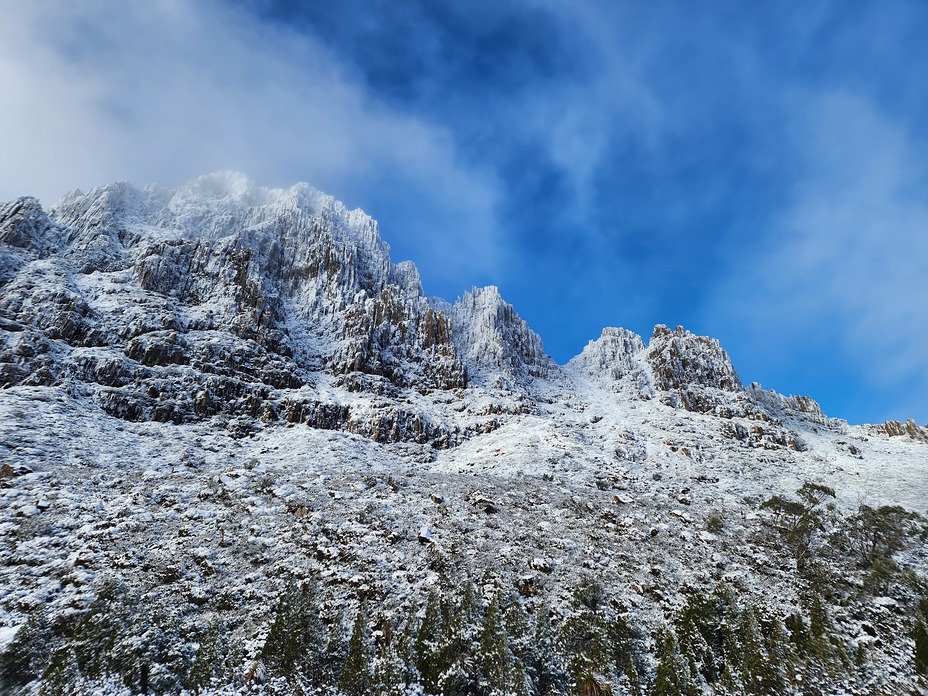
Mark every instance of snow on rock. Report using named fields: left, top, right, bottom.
left=449, top=285, right=555, bottom=389
left=1, top=174, right=927, bottom=694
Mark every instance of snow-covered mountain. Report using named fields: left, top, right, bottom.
left=1, top=173, right=927, bottom=695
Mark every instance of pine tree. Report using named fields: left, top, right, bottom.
left=531, top=602, right=566, bottom=696
left=416, top=592, right=448, bottom=694
left=605, top=615, right=644, bottom=694
left=914, top=617, right=928, bottom=676
left=187, top=618, right=226, bottom=692
left=0, top=610, right=52, bottom=691
left=439, top=582, right=484, bottom=695
left=477, top=595, right=512, bottom=695
left=738, top=605, right=778, bottom=695
left=510, top=657, right=532, bottom=696
left=69, top=580, right=135, bottom=683
left=262, top=580, right=325, bottom=684
left=40, top=648, right=83, bottom=696
left=504, top=597, right=531, bottom=666
left=396, top=612, right=422, bottom=689
left=650, top=631, right=698, bottom=696
left=372, top=626, right=409, bottom=696
left=761, top=614, right=793, bottom=689
left=673, top=597, right=714, bottom=687
left=340, top=604, right=374, bottom=696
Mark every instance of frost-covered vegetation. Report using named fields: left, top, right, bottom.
left=2, top=174, right=928, bottom=694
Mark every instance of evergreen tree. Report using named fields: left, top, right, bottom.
left=914, top=617, right=928, bottom=676
left=69, top=580, right=136, bottom=683
left=504, top=596, right=531, bottom=666
left=760, top=614, right=794, bottom=688
left=40, top=648, right=83, bottom=696
left=560, top=587, right=617, bottom=696
left=416, top=592, right=448, bottom=694
left=785, top=613, right=811, bottom=658
left=672, top=595, right=714, bottom=687
left=531, top=602, right=566, bottom=696
left=396, top=612, right=423, bottom=689
left=187, top=618, right=228, bottom=692
left=0, top=610, right=52, bottom=691
left=262, top=580, right=325, bottom=684
left=339, top=603, right=374, bottom=696
left=650, top=631, right=698, bottom=696
left=439, top=581, right=484, bottom=695
left=510, top=657, right=532, bottom=696
left=372, top=630, right=409, bottom=696
left=476, top=594, right=512, bottom=695
left=738, top=605, right=781, bottom=695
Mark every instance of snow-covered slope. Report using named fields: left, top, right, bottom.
left=1, top=174, right=927, bottom=695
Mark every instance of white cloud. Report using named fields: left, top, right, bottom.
left=0, top=0, right=502, bottom=290
left=706, top=90, right=928, bottom=420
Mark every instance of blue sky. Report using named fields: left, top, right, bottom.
left=1, top=1, right=927, bottom=425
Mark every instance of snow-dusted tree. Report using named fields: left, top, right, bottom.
left=187, top=618, right=227, bottom=692
left=437, top=581, right=484, bottom=695
left=0, top=610, right=52, bottom=692
left=39, top=648, right=83, bottom=696
left=737, top=605, right=785, bottom=695
left=560, top=580, right=620, bottom=694
left=912, top=596, right=928, bottom=678
left=476, top=594, right=512, bottom=695
left=262, top=580, right=325, bottom=685
left=650, top=630, right=698, bottom=696
left=370, top=616, right=412, bottom=696
left=503, top=597, right=534, bottom=695
left=415, top=592, right=448, bottom=694
left=340, top=603, right=374, bottom=696
left=530, top=602, right=567, bottom=696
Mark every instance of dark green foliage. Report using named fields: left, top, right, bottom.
left=560, top=580, right=643, bottom=695
left=68, top=580, right=137, bottom=682
left=0, top=611, right=52, bottom=691
left=187, top=619, right=230, bottom=692
left=761, top=482, right=835, bottom=568
left=915, top=598, right=928, bottom=676
left=504, top=597, right=531, bottom=665
left=39, top=648, right=81, bottom=696
left=415, top=591, right=448, bottom=694
left=844, top=505, right=922, bottom=568
left=22, top=579, right=196, bottom=694
left=670, top=584, right=791, bottom=695
left=650, top=631, right=698, bottom=696
left=530, top=602, right=567, bottom=696
left=371, top=616, right=410, bottom=696
left=262, top=580, right=325, bottom=682
left=439, top=580, right=483, bottom=694
left=915, top=619, right=928, bottom=676
left=476, top=594, right=513, bottom=695
left=339, top=603, right=374, bottom=696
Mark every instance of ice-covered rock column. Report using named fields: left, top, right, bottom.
left=449, top=285, right=554, bottom=388
left=646, top=324, right=742, bottom=412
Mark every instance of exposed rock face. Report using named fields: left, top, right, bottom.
left=647, top=324, right=742, bottom=392
left=568, top=327, right=644, bottom=380
left=447, top=285, right=554, bottom=388
left=876, top=419, right=928, bottom=442
left=644, top=325, right=743, bottom=413
left=0, top=174, right=474, bottom=445
left=565, top=327, right=653, bottom=397
left=4, top=172, right=917, bottom=448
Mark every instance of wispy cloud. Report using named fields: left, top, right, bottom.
left=2, top=0, right=926, bottom=423
left=705, top=90, right=928, bottom=422
left=0, top=0, right=503, bottom=294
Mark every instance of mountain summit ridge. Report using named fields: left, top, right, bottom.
left=1, top=174, right=928, bottom=694
left=0, top=172, right=858, bottom=429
